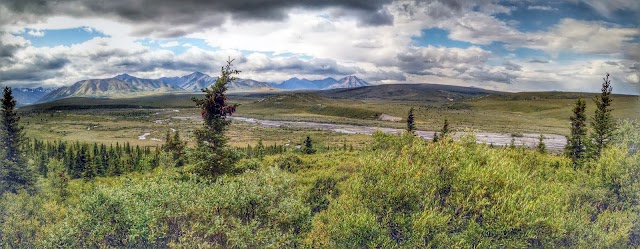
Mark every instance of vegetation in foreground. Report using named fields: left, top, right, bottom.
left=1, top=68, right=638, bottom=248
left=0, top=122, right=638, bottom=248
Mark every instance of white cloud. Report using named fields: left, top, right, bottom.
left=527, top=6, right=558, bottom=11
left=159, top=41, right=180, bottom=47
left=26, top=29, right=45, bottom=37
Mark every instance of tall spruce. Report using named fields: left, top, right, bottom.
left=191, top=59, right=239, bottom=177
left=589, top=73, right=615, bottom=158
left=0, top=86, right=35, bottom=195
left=565, top=98, right=588, bottom=168
left=406, top=107, right=416, bottom=135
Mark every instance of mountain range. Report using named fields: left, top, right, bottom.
left=10, top=87, right=57, bottom=106
left=30, top=73, right=371, bottom=104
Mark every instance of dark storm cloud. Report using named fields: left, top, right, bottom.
left=0, top=56, right=69, bottom=82
left=0, top=0, right=394, bottom=37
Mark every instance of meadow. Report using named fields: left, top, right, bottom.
left=2, top=88, right=639, bottom=248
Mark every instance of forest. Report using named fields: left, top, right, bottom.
left=0, top=64, right=638, bottom=248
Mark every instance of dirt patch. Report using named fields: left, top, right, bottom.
left=378, top=114, right=402, bottom=122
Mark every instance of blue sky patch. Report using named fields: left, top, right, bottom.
left=412, top=28, right=473, bottom=48
left=138, top=37, right=218, bottom=54
left=17, top=27, right=109, bottom=47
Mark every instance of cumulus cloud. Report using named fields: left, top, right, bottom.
left=396, top=46, right=490, bottom=75
left=568, top=0, right=640, bottom=18
left=26, top=29, right=44, bottom=37
left=522, top=19, right=640, bottom=56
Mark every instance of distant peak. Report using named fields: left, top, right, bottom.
left=115, top=73, right=134, bottom=78
left=189, top=72, right=206, bottom=76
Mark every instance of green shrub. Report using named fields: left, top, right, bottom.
left=307, top=133, right=639, bottom=248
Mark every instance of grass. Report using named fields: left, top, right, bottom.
left=19, top=90, right=639, bottom=149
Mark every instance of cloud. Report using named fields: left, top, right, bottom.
left=503, top=61, right=522, bottom=71
left=159, top=41, right=180, bottom=48
left=522, top=19, right=640, bottom=56
left=0, top=0, right=395, bottom=37
left=527, top=5, right=558, bottom=11
left=26, top=29, right=44, bottom=37
left=528, top=59, right=549, bottom=63
left=396, top=46, right=490, bottom=75
left=569, top=0, right=640, bottom=18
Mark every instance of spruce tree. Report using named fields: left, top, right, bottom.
left=589, top=73, right=614, bottom=158
left=191, top=59, right=239, bottom=177
left=304, top=136, right=316, bottom=154
left=565, top=98, right=588, bottom=168
left=406, top=107, right=416, bottom=135
left=536, top=134, right=546, bottom=154
left=171, top=131, right=186, bottom=167
left=0, top=86, right=35, bottom=195
left=433, top=119, right=450, bottom=142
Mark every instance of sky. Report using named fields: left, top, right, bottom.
left=0, top=0, right=638, bottom=94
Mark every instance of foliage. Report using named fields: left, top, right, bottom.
left=589, top=73, right=615, bottom=158
left=162, top=130, right=186, bottom=167
left=191, top=60, right=239, bottom=178
left=306, top=176, right=340, bottom=214
left=306, top=131, right=640, bottom=248
left=433, top=118, right=451, bottom=142
left=0, top=87, right=35, bottom=195
left=566, top=98, right=588, bottom=168
left=537, top=134, right=547, bottom=154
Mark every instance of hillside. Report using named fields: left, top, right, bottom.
left=39, top=79, right=139, bottom=103
left=325, top=76, right=371, bottom=89
left=318, top=83, right=500, bottom=101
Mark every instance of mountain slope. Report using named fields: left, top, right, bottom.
left=115, top=74, right=182, bottom=91
left=11, top=87, right=56, bottom=106
left=168, top=72, right=218, bottom=91
left=325, top=76, right=371, bottom=89
left=274, top=77, right=337, bottom=90
left=319, top=83, right=501, bottom=101
left=228, top=79, right=272, bottom=92
left=39, top=79, right=139, bottom=103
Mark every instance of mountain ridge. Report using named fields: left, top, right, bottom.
left=37, top=73, right=373, bottom=103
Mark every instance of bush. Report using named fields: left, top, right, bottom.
left=307, top=133, right=639, bottom=248
left=28, top=167, right=312, bottom=248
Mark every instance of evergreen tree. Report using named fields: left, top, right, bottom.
left=304, top=136, right=316, bottom=154
left=255, top=138, right=265, bottom=159
left=171, top=131, right=186, bottom=167
left=0, top=86, right=35, bottom=195
left=406, top=107, right=416, bottom=135
left=537, top=134, right=546, bottom=154
left=565, top=98, right=588, bottom=168
left=589, top=73, right=615, bottom=158
left=433, top=119, right=450, bottom=142
left=191, top=59, right=240, bottom=177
